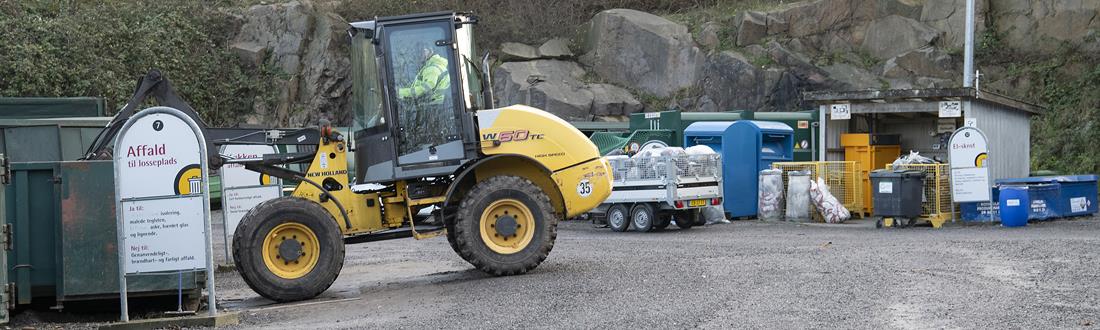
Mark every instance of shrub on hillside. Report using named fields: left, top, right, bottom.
left=0, top=1, right=278, bottom=126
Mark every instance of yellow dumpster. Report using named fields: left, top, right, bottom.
left=841, top=133, right=901, bottom=215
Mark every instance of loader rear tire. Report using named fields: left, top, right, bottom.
left=450, top=175, right=557, bottom=276
left=232, top=196, right=345, bottom=302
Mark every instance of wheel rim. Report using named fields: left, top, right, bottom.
left=262, top=222, right=321, bottom=279
left=634, top=209, right=650, bottom=228
left=479, top=199, right=536, bottom=254
left=609, top=209, right=625, bottom=228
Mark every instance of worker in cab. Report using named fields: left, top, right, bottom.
left=396, top=44, right=452, bottom=153
left=398, top=46, right=451, bottom=105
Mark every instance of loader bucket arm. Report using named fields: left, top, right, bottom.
left=83, top=69, right=220, bottom=166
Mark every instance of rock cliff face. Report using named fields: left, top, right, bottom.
left=230, top=0, right=1097, bottom=124
left=231, top=0, right=351, bottom=126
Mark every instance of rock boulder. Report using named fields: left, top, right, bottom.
left=580, top=9, right=703, bottom=98
left=538, top=38, right=574, bottom=58
left=822, top=63, right=882, bottom=90
left=698, top=21, right=722, bottom=49
left=500, top=42, right=540, bottom=61
left=588, top=84, right=644, bottom=116
left=702, top=51, right=770, bottom=111
left=920, top=0, right=989, bottom=49
left=861, top=15, right=940, bottom=60
left=992, top=0, right=1100, bottom=53
left=232, top=0, right=351, bottom=126
left=493, top=60, right=642, bottom=120
left=886, top=47, right=956, bottom=79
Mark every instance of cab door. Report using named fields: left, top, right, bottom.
left=380, top=19, right=467, bottom=169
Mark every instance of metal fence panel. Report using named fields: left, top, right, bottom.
left=772, top=161, right=863, bottom=221
left=887, top=163, right=955, bottom=227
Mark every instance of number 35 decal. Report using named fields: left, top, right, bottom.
left=576, top=179, right=592, bottom=197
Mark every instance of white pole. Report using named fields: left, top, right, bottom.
left=818, top=105, right=827, bottom=161
left=963, top=0, right=976, bottom=87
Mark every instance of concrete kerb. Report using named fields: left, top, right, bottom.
left=98, top=311, right=240, bottom=329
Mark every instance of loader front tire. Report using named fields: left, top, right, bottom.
left=450, top=175, right=557, bottom=276
left=233, top=196, right=345, bottom=302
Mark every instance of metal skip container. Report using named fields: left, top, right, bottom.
left=5, top=161, right=201, bottom=309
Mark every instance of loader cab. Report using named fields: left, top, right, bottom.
left=349, top=12, right=491, bottom=184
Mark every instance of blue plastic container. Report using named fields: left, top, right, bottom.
left=999, top=186, right=1029, bottom=227
left=684, top=120, right=794, bottom=218
left=995, top=175, right=1099, bottom=218
left=1023, top=183, right=1059, bottom=220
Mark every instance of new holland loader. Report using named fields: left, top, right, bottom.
left=219, top=12, right=613, bottom=301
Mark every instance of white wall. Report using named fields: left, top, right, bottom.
left=966, top=99, right=1032, bottom=180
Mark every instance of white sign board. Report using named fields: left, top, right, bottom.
left=220, top=144, right=278, bottom=188
left=948, top=127, right=992, bottom=203
left=219, top=144, right=282, bottom=261
left=115, top=110, right=210, bottom=272
left=950, top=167, right=992, bottom=202
left=878, top=181, right=893, bottom=194
left=1071, top=197, right=1088, bottom=213
left=939, top=101, right=962, bottom=118
left=223, top=186, right=281, bottom=233
left=121, top=197, right=207, bottom=273
left=948, top=127, right=989, bottom=169
left=830, top=103, right=851, bottom=120
left=113, top=106, right=216, bottom=321
left=116, top=115, right=204, bottom=200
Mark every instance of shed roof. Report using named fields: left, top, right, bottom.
left=802, top=88, right=1044, bottom=115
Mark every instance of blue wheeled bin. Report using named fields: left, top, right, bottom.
left=684, top=120, right=793, bottom=218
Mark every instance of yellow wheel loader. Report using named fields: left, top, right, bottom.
left=224, top=12, right=613, bottom=302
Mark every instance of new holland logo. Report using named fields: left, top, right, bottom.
left=174, top=164, right=203, bottom=195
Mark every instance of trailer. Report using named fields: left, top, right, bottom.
left=591, top=152, right=723, bottom=232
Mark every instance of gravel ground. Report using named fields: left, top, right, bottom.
left=11, top=216, right=1100, bottom=329
left=219, top=217, right=1099, bottom=329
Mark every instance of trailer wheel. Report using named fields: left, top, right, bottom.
left=653, top=212, right=671, bottom=230
left=631, top=203, right=655, bottom=232
left=607, top=204, right=631, bottom=232
left=451, top=175, right=557, bottom=276
left=692, top=209, right=707, bottom=226
left=232, top=196, right=345, bottom=302
left=674, top=210, right=695, bottom=229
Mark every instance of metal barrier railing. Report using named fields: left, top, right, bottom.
left=886, top=163, right=955, bottom=227
left=772, top=161, right=864, bottom=221
left=607, top=154, right=721, bottom=182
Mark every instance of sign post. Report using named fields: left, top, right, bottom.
left=219, top=144, right=282, bottom=263
left=949, top=126, right=993, bottom=221
left=113, top=107, right=216, bottom=321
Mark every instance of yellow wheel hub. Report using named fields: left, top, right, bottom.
left=479, top=199, right=535, bottom=254
left=262, top=222, right=320, bottom=279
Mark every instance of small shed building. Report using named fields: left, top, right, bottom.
left=803, top=88, right=1044, bottom=181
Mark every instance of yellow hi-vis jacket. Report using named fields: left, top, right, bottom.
left=398, top=54, right=450, bottom=104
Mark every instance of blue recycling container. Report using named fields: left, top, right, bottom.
left=684, top=120, right=794, bottom=218
left=995, top=175, right=1099, bottom=218
left=1056, top=175, right=1099, bottom=216
left=999, top=186, right=1029, bottom=227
